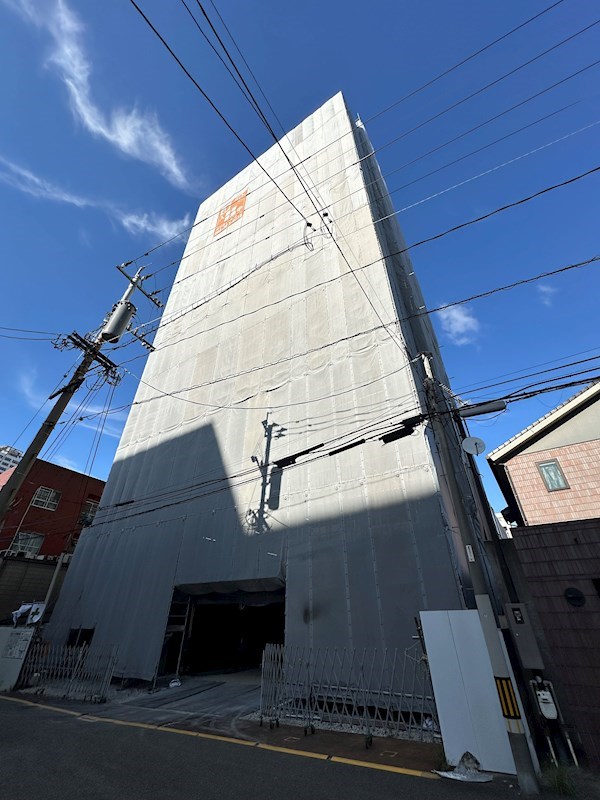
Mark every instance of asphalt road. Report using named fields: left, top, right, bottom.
left=0, top=698, right=520, bottom=800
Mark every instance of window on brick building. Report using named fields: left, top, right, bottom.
left=79, top=499, right=99, bottom=526
left=537, top=459, right=569, bottom=491
left=31, top=486, right=62, bottom=510
left=8, top=531, right=45, bottom=556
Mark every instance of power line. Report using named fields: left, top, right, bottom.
left=134, top=165, right=600, bottom=348
left=454, top=346, right=600, bottom=393
left=363, top=18, right=600, bottom=155
left=85, top=367, right=593, bottom=529
left=121, top=246, right=600, bottom=383
left=41, top=375, right=105, bottom=463
left=454, top=355, right=600, bottom=398
left=147, top=250, right=600, bottom=394
left=0, top=326, right=62, bottom=335
left=0, top=333, right=57, bottom=341
left=127, top=0, right=308, bottom=223
left=145, top=65, right=600, bottom=287
left=122, top=29, right=598, bottom=272
left=377, top=100, right=579, bottom=193
left=177, top=2, right=409, bottom=358
left=195, top=0, right=329, bottom=213
left=365, top=0, right=568, bottom=123
left=87, top=252, right=599, bottom=420
left=89, top=374, right=600, bottom=527
left=389, top=119, right=600, bottom=215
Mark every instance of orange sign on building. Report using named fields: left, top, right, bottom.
left=214, top=190, right=248, bottom=236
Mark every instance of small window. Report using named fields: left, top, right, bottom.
left=79, top=499, right=99, bottom=526
left=8, top=531, right=45, bottom=556
left=537, top=460, right=569, bottom=492
left=31, top=486, right=62, bottom=510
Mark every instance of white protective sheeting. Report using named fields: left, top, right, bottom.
left=48, top=93, right=468, bottom=680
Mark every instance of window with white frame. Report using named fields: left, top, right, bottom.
left=537, top=459, right=569, bottom=492
left=8, top=531, right=45, bottom=556
left=31, top=486, right=61, bottom=511
left=79, top=499, right=99, bottom=526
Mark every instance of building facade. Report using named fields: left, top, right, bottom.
left=488, top=383, right=600, bottom=769
left=488, top=382, right=600, bottom=526
left=0, top=459, right=104, bottom=558
left=48, top=93, right=478, bottom=681
left=0, top=446, right=22, bottom=473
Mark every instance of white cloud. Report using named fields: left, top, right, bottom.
left=4, top=0, right=191, bottom=191
left=0, top=155, right=92, bottom=207
left=536, top=284, right=557, bottom=307
left=436, top=304, right=480, bottom=346
left=120, top=211, right=192, bottom=241
left=51, top=454, right=80, bottom=471
left=0, top=153, right=191, bottom=240
left=19, top=371, right=126, bottom=441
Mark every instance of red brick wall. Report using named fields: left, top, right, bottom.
left=512, top=518, right=600, bottom=769
left=0, top=460, right=104, bottom=556
left=506, top=439, right=600, bottom=525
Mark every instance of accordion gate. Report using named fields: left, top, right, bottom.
left=17, top=642, right=118, bottom=703
left=260, top=643, right=439, bottom=742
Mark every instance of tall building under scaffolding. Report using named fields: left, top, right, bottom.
left=49, top=92, right=474, bottom=680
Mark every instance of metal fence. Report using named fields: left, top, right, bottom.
left=260, top=644, right=439, bottom=743
left=17, top=642, right=118, bottom=703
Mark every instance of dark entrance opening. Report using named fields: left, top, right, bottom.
left=182, top=589, right=285, bottom=674
left=67, top=627, right=95, bottom=647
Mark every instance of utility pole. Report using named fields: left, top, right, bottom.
left=420, top=352, right=539, bottom=795
left=0, top=267, right=155, bottom=532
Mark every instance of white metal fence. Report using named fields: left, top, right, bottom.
left=17, top=642, right=117, bottom=702
left=260, top=644, right=439, bottom=743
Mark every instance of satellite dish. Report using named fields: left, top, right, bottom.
left=462, top=436, right=486, bottom=456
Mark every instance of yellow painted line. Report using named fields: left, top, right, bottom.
left=0, top=695, right=82, bottom=717
left=257, top=743, right=329, bottom=760
left=195, top=732, right=257, bottom=747
left=168, top=728, right=256, bottom=746
left=331, top=757, right=439, bottom=780
left=91, top=717, right=159, bottom=731
left=0, top=695, right=438, bottom=780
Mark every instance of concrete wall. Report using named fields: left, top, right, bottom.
left=512, top=518, right=600, bottom=769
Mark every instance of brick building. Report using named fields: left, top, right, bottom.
left=488, top=382, right=600, bottom=769
left=488, top=382, right=600, bottom=527
left=0, top=459, right=104, bottom=558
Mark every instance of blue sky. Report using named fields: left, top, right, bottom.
left=0, top=0, right=598, bottom=510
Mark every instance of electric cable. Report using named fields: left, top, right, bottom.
left=0, top=326, right=63, bottom=336
left=133, top=164, right=600, bottom=348
left=362, top=19, right=600, bottom=157
left=121, top=12, right=595, bottom=271
left=454, top=345, right=600, bottom=393
left=90, top=374, right=600, bottom=527
left=127, top=0, right=308, bottom=224
left=181, top=2, right=408, bottom=358
left=90, top=365, right=598, bottom=520
left=0, top=333, right=57, bottom=341
left=75, top=252, right=600, bottom=417
left=364, top=0, right=568, bottom=123
left=143, top=77, right=600, bottom=289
